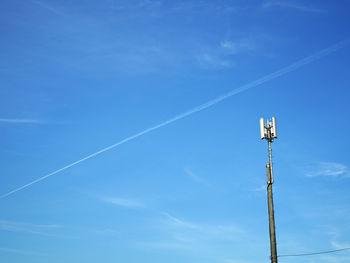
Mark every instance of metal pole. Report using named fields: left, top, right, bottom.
left=267, top=136, right=278, bottom=263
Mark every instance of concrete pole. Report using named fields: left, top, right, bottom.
left=267, top=138, right=278, bottom=263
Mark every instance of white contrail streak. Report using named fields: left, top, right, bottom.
left=0, top=118, right=43, bottom=124
left=1, top=38, right=349, bottom=199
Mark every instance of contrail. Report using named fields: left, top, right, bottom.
left=0, top=118, right=43, bottom=124
left=1, top=38, right=349, bottom=199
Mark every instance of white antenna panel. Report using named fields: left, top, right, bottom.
left=260, top=118, right=265, bottom=139
left=272, top=117, right=277, bottom=138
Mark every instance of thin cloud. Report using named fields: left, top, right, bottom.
left=195, top=39, right=256, bottom=69
left=184, top=168, right=210, bottom=186
left=144, top=213, right=245, bottom=250
left=100, top=197, right=145, bottom=208
left=331, top=241, right=350, bottom=250
left=162, top=213, right=199, bottom=229
left=94, top=228, right=119, bottom=236
left=30, top=0, right=63, bottom=16
left=0, top=247, right=44, bottom=256
left=253, top=184, right=266, bottom=192
left=196, top=53, right=233, bottom=69
left=0, top=118, right=44, bottom=124
left=0, top=220, right=60, bottom=236
left=305, top=162, right=349, bottom=178
left=263, top=1, right=324, bottom=13
left=162, top=213, right=244, bottom=237
left=137, top=240, right=192, bottom=250
left=319, top=255, right=350, bottom=263
left=224, top=259, right=256, bottom=263
left=220, top=40, right=256, bottom=55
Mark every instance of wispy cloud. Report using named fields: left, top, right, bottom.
left=331, top=240, right=350, bottom=250
left=319, top=255, right=350, bottom=263
left=305, top=162, right=349, bottom=177
left=220, top=40, right=256, bottom=55
left=196, top=53, right=233, bottom=69
left=163, top=213, right=244, bottom=235
left=263, top=1, right=324, bottom=13
left=94, top=228, right=119, bottom=236
left=196, top=39, right=256, bottom=69
left=144, top=213, right=245, bottom=250
left=170, top=1, right=239, bottom=15
left=0, top=118, right=44, bottom=124
left=253, top=184, right=266, bottom=192
left=184, top=168, right=210, bottom=186
left=137, top=212, right=253, bottom=261
left=30, top=0, right=63, bottom=16
left=162, top=213, right=200, bottom=229
left=0, top=220, right=60, bottom=236
left=100, top=197, right=145, bottom=208
left=0, top=247, right=44, bottom=256
left=224, top=259, right=256, bottom=263
left=323, top=235, right=350, bottom=261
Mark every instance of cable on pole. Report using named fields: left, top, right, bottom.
left=278, top=247, right=350, bottom=258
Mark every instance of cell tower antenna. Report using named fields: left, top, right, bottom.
left=260, top=117, right=278, bottom=263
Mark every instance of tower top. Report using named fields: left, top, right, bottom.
left=260, top=117, right=277, bottom=142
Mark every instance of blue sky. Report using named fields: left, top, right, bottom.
left=1, top=0, right=350, bottom=262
